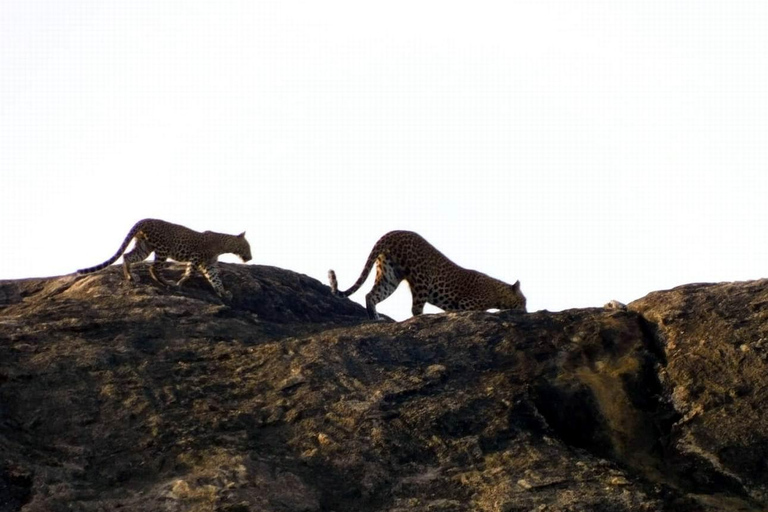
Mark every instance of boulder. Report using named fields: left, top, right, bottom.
left=0, top=264, right=766, bottom=511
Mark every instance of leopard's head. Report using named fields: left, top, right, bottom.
left=499, top=280, right=527, bottom=312
left=234, top=232, right=252, bottom=262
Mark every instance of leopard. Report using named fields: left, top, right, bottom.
left=328, top=230, right=526, bottom=319
left=77, top=218, right=252, bottom=298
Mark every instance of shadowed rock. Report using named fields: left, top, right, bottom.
left=0, top=265, right=766, bottom=511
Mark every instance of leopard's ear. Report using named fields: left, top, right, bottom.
left=512, top=280, right=520, bottom=291
left=238, top=232, right=246, bottom=238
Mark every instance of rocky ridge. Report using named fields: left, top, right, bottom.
left=0, top=263, right=767, bottom=511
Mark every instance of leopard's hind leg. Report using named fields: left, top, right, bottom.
left=122, top=238, right=152, bottom=283
left=365, top=256, right=401, bottom=320
left=148, top=251, right=172, bottom=286
left=409, top=283, right=428, bottom=316
left=176, top=262, right=196, bottom=287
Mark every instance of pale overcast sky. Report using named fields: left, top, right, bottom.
left=2, top=1, right=767, bottom=319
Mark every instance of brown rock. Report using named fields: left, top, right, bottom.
left=630, top=279, right=768, bottom=506
left=0, top=265, right=766, bottom=511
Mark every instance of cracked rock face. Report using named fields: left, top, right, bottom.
left=630, top=280, right=768, bottom=506
left=1, top=264, right=767, bottom=511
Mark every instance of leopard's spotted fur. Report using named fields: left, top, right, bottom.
left=328, top=230, right=526, bottom=319
left=77, top=218, right=252, bottom=298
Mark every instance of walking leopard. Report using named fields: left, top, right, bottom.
left=77, top=218, right=252, bottom=298
left=328, top=230, right=526, bottom=319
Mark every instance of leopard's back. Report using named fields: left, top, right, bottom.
left=132, top=219, right=233, bottom=262
left=135, top=219, right=199, bottom=260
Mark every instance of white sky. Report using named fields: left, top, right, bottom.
left=2, top=1, right=767, bottom=320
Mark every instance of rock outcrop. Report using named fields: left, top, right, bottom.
left=1, top=264, right=767, bottom=511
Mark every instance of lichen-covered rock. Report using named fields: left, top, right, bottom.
left=0, top=265, right=766, bottom=511
left=630, top=279, right=768, bottom=506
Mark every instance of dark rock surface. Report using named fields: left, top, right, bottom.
left=630, top=280, right=768, bottom=508
left=0, top=264, right=766, bottom=511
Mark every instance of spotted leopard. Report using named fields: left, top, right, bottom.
left=77, top=218, right=252, bottom=298
left=328, top=230, right=526, bottom=319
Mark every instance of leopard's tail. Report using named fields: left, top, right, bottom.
left=76, top=221, right=143, bottom=275
left=328, top=239, right=383, bottom=298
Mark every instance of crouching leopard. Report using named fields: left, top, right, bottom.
left=328, top=230, right=526, bottom=319
left=77, top=218, right=252, bottom=298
